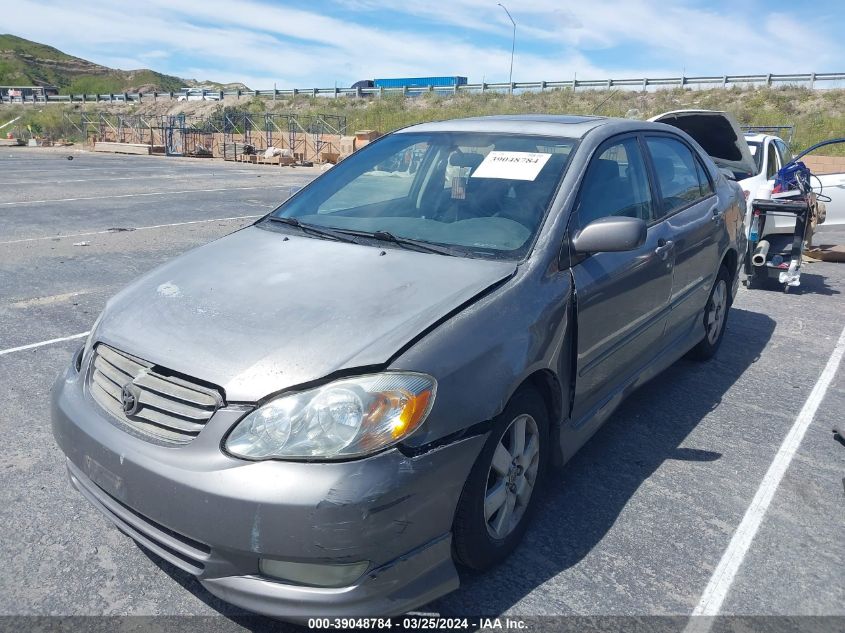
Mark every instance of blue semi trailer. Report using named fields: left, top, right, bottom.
left=372, top=76, right=468, bottom=89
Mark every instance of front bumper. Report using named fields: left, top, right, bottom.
left=51, top=363, right=485, bottom=617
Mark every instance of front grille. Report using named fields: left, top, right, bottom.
left=89, top=343, right=223, bottom=444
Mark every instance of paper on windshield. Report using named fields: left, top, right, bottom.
left=471, top=151, right=552, bottom=181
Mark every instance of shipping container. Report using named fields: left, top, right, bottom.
left=373, top=76, right=468, bottom=89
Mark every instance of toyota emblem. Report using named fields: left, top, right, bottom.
left=121, top=383, right=141, bottom=416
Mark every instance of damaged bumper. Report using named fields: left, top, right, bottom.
left=51, top=364, right=485, bottom=617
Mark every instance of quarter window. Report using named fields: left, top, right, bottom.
left=578, top=138, right=653, bottom=227
left=694, top=158, right=714, bottom=197
left=646, top=137, right=706, bottom=216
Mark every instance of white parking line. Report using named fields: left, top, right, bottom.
left=0, top=184, right=293, bottom=206
left=9, top=290, right=94, bottom=308
left=0, top=167, right=179, bottom=173
left=0, top=172, right=275, bottom=185
left=0, top=166, right=265, bottom=175
left=0, top=332, right=89, bottom=357
left=684, top=323, right=845, bottom=632
left=0, top=174, right=190, bottom=185
left=0, top=214, right=263, bottom=245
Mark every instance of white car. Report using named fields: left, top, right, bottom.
left=177, top=94, right=220, bottom=102
left=742, top=132, right=798, bottom=234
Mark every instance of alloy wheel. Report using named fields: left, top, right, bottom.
left=706, top=279, right=728, bottom=345
left=484, top=413, right=541, bottom=540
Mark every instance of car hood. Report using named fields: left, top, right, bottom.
left=96, top=226, right=516, bottom=402
left=650, top=110, right=758, bottom=179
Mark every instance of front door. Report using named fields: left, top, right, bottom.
left=569, top=135, right=674, bottom=428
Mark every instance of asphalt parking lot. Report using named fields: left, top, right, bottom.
left=0, top=150, right=843, bottom=628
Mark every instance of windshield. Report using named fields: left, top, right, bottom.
left=747, top=141, right=763, bottom=173
left=265, top=131, right=576, bottom=259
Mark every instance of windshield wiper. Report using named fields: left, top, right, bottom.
left=266, top=216, right=357, bottom=243
left=347, top=230, right=457, bottom=256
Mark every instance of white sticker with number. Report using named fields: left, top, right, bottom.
left=470, top=151, right=552, bottom=181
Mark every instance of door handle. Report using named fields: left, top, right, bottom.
left=655, top=239, right=674, bottom=260
left=710, top=205, right=721, bottom=222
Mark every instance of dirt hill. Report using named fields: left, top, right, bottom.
left=0, top=34, right=246, bottom=94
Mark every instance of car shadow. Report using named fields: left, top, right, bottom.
left=429, top=306, right=775, bottom=616
left=136, top=307, right=774, bottom=626
left=791, top=271, right=840, bottom=296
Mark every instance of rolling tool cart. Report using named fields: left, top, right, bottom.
left=744, top=197, right=811, bottom=292
left=744, top=137, right=845, bottom=292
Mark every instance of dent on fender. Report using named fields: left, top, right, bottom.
left=303, top=441, right=480, bottom=559
left=393, top=262, right=574, bottom=450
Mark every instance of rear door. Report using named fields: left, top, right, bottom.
left=644, top=134, right=722, bottom=342
left=569, top=134, right=674, bottom=428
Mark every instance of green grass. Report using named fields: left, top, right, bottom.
left=253, top=85, right=845, bottom=155
left=62, top=71, right=183, bottom=95
left=0, top=34, right=74, bottom=60
left=5, top=85, right=845, bottom=156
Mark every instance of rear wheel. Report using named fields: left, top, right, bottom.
left=453, top=388, right=548, bottom=570
left=688, top=265, right=731, bottom=361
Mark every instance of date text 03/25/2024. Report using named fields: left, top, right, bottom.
left=307, top=617, right=527, bottom=630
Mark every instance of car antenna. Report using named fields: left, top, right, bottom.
left=592, top=89, right=619, bottom=115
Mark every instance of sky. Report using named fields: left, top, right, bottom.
left=5, top=0, right=845, bottom=89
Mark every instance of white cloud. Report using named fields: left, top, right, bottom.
left=4, top=0, right=842, bottom=88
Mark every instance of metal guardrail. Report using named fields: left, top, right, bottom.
left=2, top=72, right=844, bottom=105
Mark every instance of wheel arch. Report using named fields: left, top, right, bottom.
left=720, top=247, right=738, bottom=302
left=514, top=368, right=565, bottom=468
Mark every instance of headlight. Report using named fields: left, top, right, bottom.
left=225, top=372, right=436, bottom=460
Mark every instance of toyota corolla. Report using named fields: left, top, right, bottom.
left=52, top=114, right=745, bottom=619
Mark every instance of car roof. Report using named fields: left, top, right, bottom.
left=743, top=132, right=788, bottom=143
left=398, top=114, right=616, bottom=139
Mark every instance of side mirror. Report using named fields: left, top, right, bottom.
left=572, top=216, right=647, bottom=254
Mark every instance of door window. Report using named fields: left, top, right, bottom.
left=645, top=136, right=707, bottom=216
left=578, top=138, right=653, bottom=227
left=765, top=142, right=779, bottom=179
left=774, top=139, right=792, bottom=166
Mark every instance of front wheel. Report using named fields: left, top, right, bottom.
left=687, top=265, right=731, bottom=361
left=452, top=387, right=548, bottom=570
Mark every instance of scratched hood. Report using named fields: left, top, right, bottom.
left=96, top=226, right=515, bottom=401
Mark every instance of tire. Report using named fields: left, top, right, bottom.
left=687, top=265, right=731, bottom=361
left=452, top=387, right=549, bottom=571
